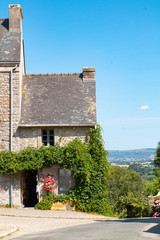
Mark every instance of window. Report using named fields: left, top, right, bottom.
left=58, top=169, right=73, bottom=194
left=42, top=130, right=54, bottom=146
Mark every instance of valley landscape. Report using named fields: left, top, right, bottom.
left=108, top=148, right=156, bottom=181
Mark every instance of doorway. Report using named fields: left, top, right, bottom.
left=21, top=170, right=38, bottom=207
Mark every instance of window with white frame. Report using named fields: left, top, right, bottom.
left=42, top=130, right=54, bottom=146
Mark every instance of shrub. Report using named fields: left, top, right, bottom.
left=35, top=192, right=72, bottom=210
left=107, top=167, right=146, bottom=215
left=35, top=196, right=53, bottom=210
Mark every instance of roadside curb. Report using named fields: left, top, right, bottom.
left=0, top=224, right=17, bottom=238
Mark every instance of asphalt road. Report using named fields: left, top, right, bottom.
left=13, top=218, right=160, bottom=240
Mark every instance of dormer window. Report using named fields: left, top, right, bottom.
left=42, top=130, right=54, bottom=146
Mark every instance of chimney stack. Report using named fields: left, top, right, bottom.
left=83, top=67, right=95, bottom=80
left=9, top=4, right=23, bottom=32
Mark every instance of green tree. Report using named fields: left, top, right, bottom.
left=106, top=167, right=146, bottom=214
left=146, top=178, right=160, bottom=196
left=154, top=142, right=160, bottom=177
left=147, top=142, right=160, bottom=196
left=128, top=163, right=155, bottom=181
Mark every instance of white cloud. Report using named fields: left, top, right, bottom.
left=138, top=105, right=150, bottom=110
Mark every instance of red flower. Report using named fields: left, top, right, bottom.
left=42, top=176, right=55, bottom=192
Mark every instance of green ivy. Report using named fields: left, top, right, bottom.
left=0, top=125, right=112, bottom=216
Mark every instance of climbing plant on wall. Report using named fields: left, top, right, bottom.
left=0, top=125, right=112, bottom=215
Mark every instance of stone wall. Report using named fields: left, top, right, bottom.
left=0, top=65, right=24, bottom=151
left=19, top=127, right=42, bottom=150
left=0, top=68, right=22, bottom=151
left=0, top=174, right=10, bottom=206
left=0, top=72, right=10, bottom=150
left=38, top=165, right=59, bottom=200
left=0, top=174, right=21, bottom=207
left=12, top=30, right=25, bottom=151
left=56, top=126, right=90, bottom=146
left=12, top=66, right=23, bottom=152
left=0, top=36, right=25, bottom=206
left=18, top=126, right=91, bottom=150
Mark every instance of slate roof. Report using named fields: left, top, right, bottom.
left=20, top=74, right=96, bottom=126
left=0, top=19, right=21, bottom=62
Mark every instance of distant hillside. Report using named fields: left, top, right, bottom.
left=108, top=148, right=156, bottom=162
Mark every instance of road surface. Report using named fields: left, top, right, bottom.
left=13, top=218, right=160, bottom=240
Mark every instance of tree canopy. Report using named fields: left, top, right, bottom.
left=107, top=166, right=146, bottom=214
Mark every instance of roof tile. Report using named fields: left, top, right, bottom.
left=20, top=74, right=96, bottom=126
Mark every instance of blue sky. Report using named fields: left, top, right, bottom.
left=1, top=0, right=160, bottom=150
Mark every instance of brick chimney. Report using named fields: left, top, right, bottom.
left=9, top=4, right=23, bottom=32
left=82, top=67, right=95, bottom=80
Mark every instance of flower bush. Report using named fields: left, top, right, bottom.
left=42, top=176, right=55, bottom=192
left=151, top=198, right=160, bottom=217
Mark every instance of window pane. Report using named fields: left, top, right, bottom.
left=42, top=130, right=47, bottom=135
left=49, top=130, right=54, bottom=135
left=50, top=141, right=54, bottom=146
left=49, top=136, right=54, bottom=140
left=42, top=136, right=47, bottom=141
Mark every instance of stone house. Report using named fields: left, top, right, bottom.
left=0, top=5, right=96, bottom=207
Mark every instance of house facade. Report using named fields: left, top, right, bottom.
left=0, top=5, right=96, bottom=207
